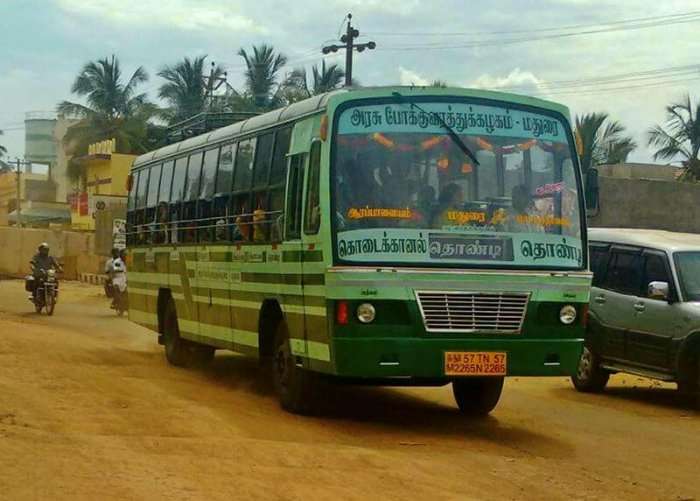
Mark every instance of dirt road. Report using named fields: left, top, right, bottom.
left=0, top=279, right=698, bottom=500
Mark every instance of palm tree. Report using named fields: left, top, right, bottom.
left=648, top=95, right=700, bottom=180
left=57, top=55, right=158, bottom=175
left=158, top=56, right=225, bottom=124
left=574, top=112, right=637, bottom=175
left=285, top=61, right=346, bottom=102
left=0, top=129, right=6, bottom=159
left=237, top=44, right=288, bottom=110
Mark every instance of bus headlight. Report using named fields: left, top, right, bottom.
left=559, top=305, right=577, bottom=325
left=357, top=303, right=376, bottom=324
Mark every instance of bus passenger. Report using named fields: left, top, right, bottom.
left=431, top=183, right=464, bottom=228
left=508, top=184, right=543, bottom=233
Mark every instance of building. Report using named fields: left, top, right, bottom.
left=0, top=169, right=70, bottom=227
left=69, top=139, right=135, bottom=230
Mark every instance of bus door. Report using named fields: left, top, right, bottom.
left=284, top=152, right=310, bottom=364
left=299, top=140, right=325, bottom=370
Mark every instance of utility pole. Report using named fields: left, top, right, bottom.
left=322, top=14, right=376, bottom=86
left=12, top=158, right=31, bottom=228
left=203, top=62, right=228, bottom=110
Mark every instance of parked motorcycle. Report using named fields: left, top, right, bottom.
left=26, top=268, right=59, bottom=315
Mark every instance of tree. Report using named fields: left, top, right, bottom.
left=236, top=44, right=288, bottom=110
left=0, top=129, right=6, bottom=159
left=57, top=55, right=159, bottom=181
left=648, top=95, right=700, bottom=181
left=158, top=56, right=225, bottom=124
left=284, top=61, right=346, bottom=102
left=574, top=112, right=637, bottom=175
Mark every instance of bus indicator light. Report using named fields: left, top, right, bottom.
left=336, top=301, right=349, bottom=325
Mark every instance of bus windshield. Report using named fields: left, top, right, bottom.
left=332, top=99, right=584, bottom=269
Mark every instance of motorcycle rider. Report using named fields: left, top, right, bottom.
left=29, top=243, right=62, bottom=301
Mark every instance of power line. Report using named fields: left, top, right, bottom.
left=374, top=12, right=700, bottom=51
left=367, top=10, right=700, bottom=37
left=493, top=64, right=700, bottom=93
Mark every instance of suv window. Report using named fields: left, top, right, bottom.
left=605, top=248, right=643, bottom=295
left=643, top=252, right=672, bottom=296
left=589, top=243, right=610, bottom=287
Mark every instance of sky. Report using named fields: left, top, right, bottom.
left=0, top=0, right=699, bottom=163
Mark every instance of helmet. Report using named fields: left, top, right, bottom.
left=38, top=242, right=49, bottom=253
left=111, top=248, right=120, bottom=258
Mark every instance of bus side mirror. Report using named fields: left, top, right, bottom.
left=585, top=168, right=599, bottom=215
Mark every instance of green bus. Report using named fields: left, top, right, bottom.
left=126, top=86, right=591, bottom=415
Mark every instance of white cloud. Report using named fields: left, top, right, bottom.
left=398, top=66, right=429, bottom=86
left=330, top=0, right=421, bottom=15
left=55, top=0, right=266, bottom=33
left=470, top=68, right=544, bottom=95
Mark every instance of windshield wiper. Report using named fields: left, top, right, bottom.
left=392, top=91, right=480, bottom=166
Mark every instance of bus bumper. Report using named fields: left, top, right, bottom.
left=331, top=337, right=584, bottom=379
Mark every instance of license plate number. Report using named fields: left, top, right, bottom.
left=444, top=352, right=507, bottom=376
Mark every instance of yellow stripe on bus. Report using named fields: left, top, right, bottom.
left=129, top=272, right=182, bottom=286
left=190, top=295, right=326, bottom=317
left=129, top=309, right=158, bottom=327
left=290, top=338, right=331, bottom=362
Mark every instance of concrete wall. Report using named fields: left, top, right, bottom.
left=596, top=163, right=681, bottom=181
left=0, top=227, right=100, bottom=279
left=588, top=177, right=700, bottom=233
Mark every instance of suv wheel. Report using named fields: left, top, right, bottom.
left=572, top=346, right=610, bottom=393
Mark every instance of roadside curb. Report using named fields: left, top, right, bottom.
left=80, top=273, right=106, bottom=286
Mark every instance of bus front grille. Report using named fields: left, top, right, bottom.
left=415, top=291, right=529, bottom=334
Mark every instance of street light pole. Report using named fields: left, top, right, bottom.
left=322, top=14, right=376, bottom=86
left=15, top=158, right=21, bottom=228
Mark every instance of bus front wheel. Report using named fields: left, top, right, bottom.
left=273, top=321, right=319, bottom=414
left=452, top=377, right=504, bottom=416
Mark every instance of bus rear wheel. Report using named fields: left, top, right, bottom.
left=452, top=377, right=504, bottom=416
left=163, top=300, right=189, bottom=367
left=272, top=321, right=319, bottom=414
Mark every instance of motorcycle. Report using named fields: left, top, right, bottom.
left=27, top=268, right=59, bottom=315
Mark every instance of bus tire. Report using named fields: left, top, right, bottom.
left=163, top=300, right=189, bottom=367
left=677, top=355, right=700, bottom=410
left=452, top=377, right=504, bottom=416
left=571, top=346, right=609, bottom=393
left=272, top=321, right=318, bottom=415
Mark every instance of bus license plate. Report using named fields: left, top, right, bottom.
left=444, top=352, right=507, bottom=376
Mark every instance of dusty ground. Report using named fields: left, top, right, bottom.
left=0, top=279, right=698, bottom=501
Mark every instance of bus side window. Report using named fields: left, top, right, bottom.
left=214, top=143, right=236, bottom=242
left=170, top=156, right=189, bottom=244
left=155, top=160, right=174, bottom=244
left=304, top=141, right=322, bottom=235
left=183, top=151, right=203, bottom=243
left=232, top=138, right=256, bottom=242
left=269, top=127, right=292, bottom=242
left=286, top=154, right=305, bottom=240
left=135, top=166, right=150, bottom=244
left=145, top=163, right=162, bottom=244
left=252, top=133, right=274, bottom=243
left=198, top=147, right=219, bottom=242
left=126, top=170, right=140, bottom=246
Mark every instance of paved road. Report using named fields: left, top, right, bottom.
left=0, top=279, right=697, bottom=500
